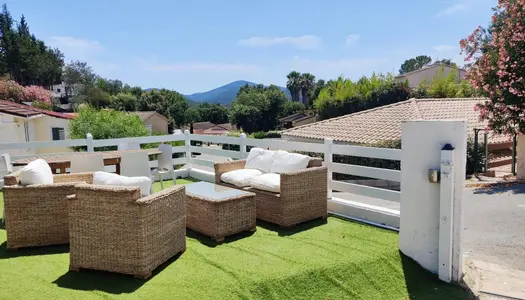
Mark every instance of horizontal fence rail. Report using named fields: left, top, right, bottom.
left=332, top=144, right=402, bottom=161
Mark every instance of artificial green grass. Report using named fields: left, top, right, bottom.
left=0, top=181, right=470, bottom=300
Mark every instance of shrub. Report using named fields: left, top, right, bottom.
left=252, top=131, right=266, bottom=139
left=69, top=107, right=149, bottom=151
left=466, top=138, right=486, bottom=175
left=264, top=131, right=282, bottom=139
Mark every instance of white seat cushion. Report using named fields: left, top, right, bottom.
left=220, top=168, right=263, bottom=187
left=93, top=171, right=152, bottom=196
left=269, top=150, right=310, bottom=174
left=20, top=159, right=53, bottom=185
left=245, top=148, right=276, bottom=173
left=247, top=173, right=280, bottom=193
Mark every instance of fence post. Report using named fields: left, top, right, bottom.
left=86, top=133, right=94, bottom=152
left=439, top=144, right=455, bottom=283
left=324, top=138, right=333, bottom=199
left=184, top=130, right=192, bottom=170
left=240, top=133, right=247, bottom=159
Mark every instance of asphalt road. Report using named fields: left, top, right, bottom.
left=462, top=184, right=525, bottom=271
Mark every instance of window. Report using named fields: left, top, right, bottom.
left=56, top=88, right=61, bottom=93
left=52, top=127, right=65, bottom=140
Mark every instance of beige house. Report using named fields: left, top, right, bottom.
left=396, top=64, right=466, bottom=89
left=0, top=100, right=74, bottom=156
left=132, top=111, right=170, bottom=134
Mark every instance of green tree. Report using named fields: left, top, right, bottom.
left=399, top=55, right=432, bottom=74
left=230, top=85, right=287, bottom=133
left=0, top=5, right=63, bottom=87
left=72, top=86, right=111, bottom=109
left=286, top=71, right=301, bottom=102
left=300, top=73, right=316, bottom=106
left=195, top=102, right=229, bottom=124
left=110, top=92, right=138, bottom=111
left=311, top=79, right=326, bottom=103
left=63, top=60, right=98, bottom=98
left=281, top=101, right=304, bottom=117
left=69, top=107, right=149, bottom=149
left=96, top=78, right=124, bottom=95
left=185, top=107, right=201, bottom=133
left=138, top=89, right=188, bottom=131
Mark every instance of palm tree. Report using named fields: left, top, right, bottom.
left=299, top=73, right=316, bottom=106
left=286, top=71, right=301, bottom=102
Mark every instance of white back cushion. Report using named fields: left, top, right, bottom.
left=20, top=159, right=53, bottom=185
left=220, top=169, right=263, bottom=187
left=93, top=171, right=152, bottom=196
left=269, top=150, right=310, bottom=174
left=245, top=148, right=275, bottom=173
left=247, top=173, right=280, bottom=193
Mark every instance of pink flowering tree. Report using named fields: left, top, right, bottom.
left=460, top=0, right=525, bottom=135
left=23, top=85, right=52, bottom=104
left=0, top=80, right=52, bottom=105
left=0, top=80, right=26, bottom=102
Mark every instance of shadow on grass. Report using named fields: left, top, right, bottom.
left=400, top=251, right=473, bottom=300
left=186, top=228, right=256, bottom=248
left=0, top=219, right=4, bottom=230
left=0, top=241, right=69, bottom=259
left=53, top=250, right=185, bottom=294
left=472, top=183, right=525, bottom=195
left=256, top=217, right=328, bottom=237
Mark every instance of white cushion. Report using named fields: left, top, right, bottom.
left=269, top=150, right=310, bottom=174
left=93, top=171, right=152, bottom=196
left=245, top=148, right=276, bottom=173
left=20, top=159, right=53, bottom=185
left=220, top=168, right=263, bottom=187
left=247, top=173, right=280, bottom=193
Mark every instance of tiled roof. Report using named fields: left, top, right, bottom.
left=0, top=100, right=73, bottom=119
left=192, top=122, right=215, bottom=130
left=131, top=111, right=168, bottom=122
left=281, top=98, right=511, bottom=145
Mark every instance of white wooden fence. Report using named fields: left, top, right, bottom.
left=0, top=131, right=402, bottom=226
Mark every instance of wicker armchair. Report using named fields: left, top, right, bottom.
left=68, top=184, right=186, bottom=279
left=3, top=170, right=93, bottom=250
left=214, top=158, right=328, bottom=228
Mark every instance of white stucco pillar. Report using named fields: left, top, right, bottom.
left=517, top=134, right=525, bottom=180
left=399, top=120, right=467, bottom=282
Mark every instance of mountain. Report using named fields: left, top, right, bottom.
left=183, top=80, right=291, bottom=105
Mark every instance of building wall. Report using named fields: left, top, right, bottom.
left=0, top=113, right=35, bottom=156
left=34, top=116, right=73, bottom=154
left=398, top=66, right=466, bottom=89
left=143, top=115, right=168, bottom=134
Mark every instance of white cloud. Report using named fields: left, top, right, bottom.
left=433, top=45, right=458, bottom=52
left=46, top=36, right=120, bottom=75
left=346, top=34, right=361, bottom=48
left=47, top=36, right=104, bottom=61
left=147, top=62, right=262, bottom=73
left=237, top=35, right=322, bottom=50
left=436, top=2, right=469, bottom=17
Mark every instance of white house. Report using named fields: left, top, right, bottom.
left=395, top=63, right=466, bottom=89
left=0, top=100, right=74, bottom=156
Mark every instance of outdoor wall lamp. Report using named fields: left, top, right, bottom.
left=428, top=169, right=440, bottom=183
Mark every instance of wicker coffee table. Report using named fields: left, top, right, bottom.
left=185, top=182, right=256, bottom=242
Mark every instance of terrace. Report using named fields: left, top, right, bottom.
left=0, top=120, right=472, bottom=299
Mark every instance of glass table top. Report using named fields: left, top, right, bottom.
left=185, top=182, right=252, bottom=201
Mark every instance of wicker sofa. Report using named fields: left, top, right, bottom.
left=68, top=184, right=186, bottom=279
left=214, top=157, right=327, bottom=228
left=3, top=170, right=93, bottom=250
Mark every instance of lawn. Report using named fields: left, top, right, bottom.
left=0, top=180, right=471, bottom=300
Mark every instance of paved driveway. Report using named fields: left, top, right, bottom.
left=463, top=184, right=525, bottom=271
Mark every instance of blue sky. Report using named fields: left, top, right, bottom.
left=6, top=0, right=496, bottom=94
